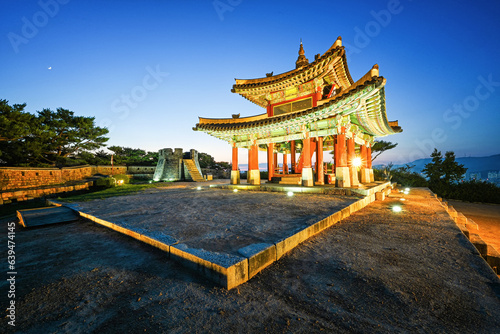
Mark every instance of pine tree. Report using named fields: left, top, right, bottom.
left=422, top=148, right=443, bottom=185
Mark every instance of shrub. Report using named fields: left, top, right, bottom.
left=94, top=177, right=116, bottom=188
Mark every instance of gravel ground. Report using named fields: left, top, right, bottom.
left=1, top=187, right=500, bottom=333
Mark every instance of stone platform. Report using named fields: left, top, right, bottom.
left=48, top=182, right=391, bottom=289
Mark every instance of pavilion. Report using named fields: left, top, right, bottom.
left=193, top=36, right=401, bottom=187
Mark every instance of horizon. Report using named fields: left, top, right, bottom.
left=2, top=0, right=500, bottom=166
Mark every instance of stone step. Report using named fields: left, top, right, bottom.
left=183, top=159, right=206, bottom=182
left=17, top=206, right=79, bottom=228
left=279, top=177, right=302, bottom=185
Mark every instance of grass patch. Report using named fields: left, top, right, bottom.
left=57, top=183, right=171, bottom=202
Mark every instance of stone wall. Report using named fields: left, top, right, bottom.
left=0, top=165, right=150, bottom=191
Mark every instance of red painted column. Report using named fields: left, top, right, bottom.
left=360, top=145, right=368, bottom=168
left=291, top=140, right=296, bottom=173
left=334, top=136, right=338, bottom=169
left=267, top=143, right=274, bottom=181
left=247, top=141, right=260, bottom=184
left=316, top=137, right=324, bottom=184
left=267, top=104, right=272, bottom=117
left=301, top=133, right=314, bottom=186
left=366, top=144, right=372, bottom=168
left=273, top=152, right=278, bottom=174
left=347, top=137, right=355, bottom=167
left=248, top=145, right=254, bottom=170
left=232, top=145, right=238, bottom=171
left=303, top=136, right=311, bottom=168
left=253, top=143, right=259, bottom=169
left=283, top=153, right=288, bottom=174
left=248, top=142, right=259, bottom=170
left=336, top=132, right=347, bottom=167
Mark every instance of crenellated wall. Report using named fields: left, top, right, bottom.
left=0, top=165, right=147, bottom=191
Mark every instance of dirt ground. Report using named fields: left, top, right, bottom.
left=69, top=187, right=357, bottom=257
left=1, top=187, right=500, bottom=333
left=448, top=200, right=500, bottom=252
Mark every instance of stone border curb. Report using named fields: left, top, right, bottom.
left=437, top=197, right=500, bottom=276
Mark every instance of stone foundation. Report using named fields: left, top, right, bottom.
left=231, top=170, right=240, bottom=184
left=301, top=167, right=314, bottom=187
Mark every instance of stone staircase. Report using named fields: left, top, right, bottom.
left=183, top=159, right=206, bottom=182
left=278, top=175, right=302, bottom=185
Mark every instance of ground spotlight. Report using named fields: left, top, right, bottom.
left=287, top=191, right=294, bottom=197
left=233, top=189, right=238, bottom=193
left=392, top=205, right=402, bottom=213
left=197, top=186, right=202, bottom=190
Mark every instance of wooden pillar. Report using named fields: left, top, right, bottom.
left=273, top=152, right=278, bottom=174
left=302, top=134, right=313, bottom=186
left=334, top=129, right=350, bottom=187
left=360, top=145, right=368, bottom=168
left=336, top=133, right=347, bottom=167
left=367, top=144, right=372, bottom=168
left=247, top=142, right=260, bottom=185
left=347, top=137, right=359, bottom=187
left=367, top=143, right=374, bottom=182
left=360, top=144, right=370, bottom=184
left=283, top=153, right=288, bottom=174
left=232, top=146, right=238, bottom=171
left=230, top=144, right=240, bottom=184
left=316, top=137, right=324, bottom=185
left=291, top=140, right=296, bottom=173
left=347, top=138, right=355, bottom=166
left=267, top=143, right=274, bottom=182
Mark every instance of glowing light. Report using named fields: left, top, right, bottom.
left=196, top=186, right=202, bottom=190
left=117, top=180, right=124, bottom=186
left=287, top=191, right=294, bottom=197
left=233, top=189, right=238, bottom=193
left=352, top=157, right=362, bottom=168
left=400, top=198, right=405, bottom=201
left=392, top=206, right=402, bottom=213
left=404, top=187, right=410, bottom=192
left=403, top=190, right=409, bottom=195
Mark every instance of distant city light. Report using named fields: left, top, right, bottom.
left=392, top=206, right=402, bottom=213
left=352, top=157, right=362, bottom=168
left=287, top=191, right=294, bottom=197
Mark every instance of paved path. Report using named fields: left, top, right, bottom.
left=1, top=188, right=499, bottom=333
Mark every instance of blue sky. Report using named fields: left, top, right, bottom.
left=1, top=0, right=499, bottom=166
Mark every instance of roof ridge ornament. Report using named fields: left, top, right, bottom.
left=295, top=40, right=309, bottom=69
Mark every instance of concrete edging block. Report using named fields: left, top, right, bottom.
left=486, top=247, right=500, bottom=273
left=470, top=234, right=488, bottom=257
left=170, top=245, right=248, bottom=290
left=275, top=228, right=310, bottom=260
left=238, top=243, right=277, bottom=278
left=340, top=207, right=351, bottom=220
left=465, top=218, right=479, bottom=231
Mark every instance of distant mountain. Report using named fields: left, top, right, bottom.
left=374, top=154, right=500, bottom=174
